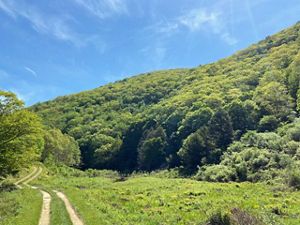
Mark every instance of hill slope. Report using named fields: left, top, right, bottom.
left=32, top=22, right=300, bottom=177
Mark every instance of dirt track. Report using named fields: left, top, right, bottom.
left=54, top=190, right=84, bottom=225
left=15, top=166, right=84, bottom=225
left=24, top=167, right=43, bottom=185
left=14, top=167, right=51, bottom=225
left=14, top=167, right=38, bottom=188
left=38, top=190, right=51, bottom=225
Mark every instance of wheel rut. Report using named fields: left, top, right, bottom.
left=15, top=167, right=51, bottom=225
left=15, top=166, right=85, bottom=225
left=54, top=190, right=84, bottom=225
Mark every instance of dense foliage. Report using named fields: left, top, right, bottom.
left=42, top=129, right=81, bottom=167
left=0, top=91, right=44, bottom=177
left=32, top=22, right=300, bottom=181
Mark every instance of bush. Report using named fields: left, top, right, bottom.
left=235, top=163, right=248, bottom=181
left=149, top=168, right=182, bottom=178
left=240, top=131, right=281, bottom=150
left=206, top=211, right=231, bottom=225
left=196, top=165, right=236, bottom=182
left=0, top=180, right=17, bottom=192
left=230, top=208, right=262, bottom=225
left=287, top=168, right=300, bottom=190
left=85, top=169, right=120, bottom=179
left=206, top=208, right=262, bottom=225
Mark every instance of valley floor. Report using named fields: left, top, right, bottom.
left=1, top=169, right=300, bottom=225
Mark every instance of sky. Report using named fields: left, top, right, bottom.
left=0, top=0, right=300, bottom=105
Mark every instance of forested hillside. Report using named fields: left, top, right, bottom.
left=32, top=22, right=300, bottom=182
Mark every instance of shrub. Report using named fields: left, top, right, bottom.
left=196, top=165, right=236, bottom=182
left=206, top=211, right=231, bottom=225
left=150, top=168, right=182, bottom=179
left=0, top=180, right=17, bottom=192
left=206, top=208, right=262, bottom=225
left=85, top=169, right=120, bottom=179
left=230, top=208, right=263, bottom=225
left=235, top=163, right=248, bottom=181
left=240, top=131, right=281, bottom=150
left=287, top=168, right=300, bottom=190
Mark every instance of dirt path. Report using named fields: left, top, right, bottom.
left=38, top=190, right=51, bottom=225
left=24, top=167, right=43, bottom=185
left=14, top=167, right=84, bottom=225
left=24, top=167, right=51, bottom=225
left=54, top=190, right=84, bottom=225
left=14, top=166, right=52, bottom=225
left=14, top=167, right=38, bottom=188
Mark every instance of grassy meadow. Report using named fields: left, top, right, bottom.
left=0, top=187, right=42, bottom=225
left=33, top=170, right=300, bottom=225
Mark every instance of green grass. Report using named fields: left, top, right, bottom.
left=0, top=164, right=72, bottom=225
left=0, top=187, right=42, bottom=225
left=47, top=189, right=73, bottom=225
left=36, top=174, right=300, bottom=225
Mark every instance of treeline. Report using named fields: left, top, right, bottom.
left=1, top=22, right=296, bottom=183
left=0, top=91, right=81, bottom=177
left=30, top=22, right=300, bottom=178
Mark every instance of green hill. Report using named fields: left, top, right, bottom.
left=32, top=22, right=300, bottom=181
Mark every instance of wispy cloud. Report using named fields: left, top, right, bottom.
left=178, top=9, right=219, bottom=32
left=0, top=0, right=85, bottom=46
left=73, top=0, right=128, bottom=19
left=0, top=0, right=15, bottom=18
left=154, top=8, right=237, bottom=46
left=24, top=66, right=37, bottom=77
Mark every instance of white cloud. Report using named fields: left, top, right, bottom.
left=155, top=7, right=237, bottom=46
left=0, top=0, right=15, bottom=18
left=178, top=9, right=219, bottom=32
left=0, top=0, right=85, bottom=46
left=155, top=22, right=179, bottom=35
left=221, top=33, right=238, bottom=46
left=73, top=0, right=128, bottom=19
left=24, top=66, right=37, bottom=77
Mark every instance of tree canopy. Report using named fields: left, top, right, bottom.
left=30, top=22, right=300, bottom=177
left=0, top=91, right=44, bottom=176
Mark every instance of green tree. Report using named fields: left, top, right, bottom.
left=42, top=128, right=81, bottom=166
left=226, top=101, right=248, bottom=132
left=208, top=109, right=233, bottom=150
left=287, top=54, right=300, bottom=100
left=258, top=115, right=279, bottom=132
left=116, top=120, right=145, bottom=171
left=92, top=134, right=122, bottom=169
left=177, top=108, right=213, bottom=139
left=0, top=91, right=44, bottom=176
left=254, top=81, right=294, bottom=120
left=138, top=126, right=167, bottom=171
left=178, top=131, right=207, bottom=172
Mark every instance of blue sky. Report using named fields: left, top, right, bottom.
left=0, top=0, right=300, bottom=105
